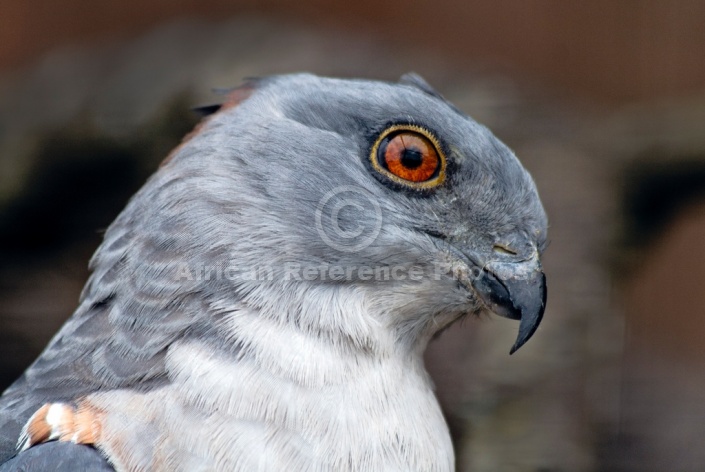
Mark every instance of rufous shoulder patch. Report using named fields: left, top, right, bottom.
left=17, top=401, right=103, bottom=452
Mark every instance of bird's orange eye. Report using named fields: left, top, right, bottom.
left=381, top=132, right=439, bottom=182
left=370, top=125, right=446, bottom=189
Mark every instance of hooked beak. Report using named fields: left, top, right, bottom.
left=471, top=258, right=546, bottom=354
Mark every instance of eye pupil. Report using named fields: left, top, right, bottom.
left=401, top=148, right=423, bottom=169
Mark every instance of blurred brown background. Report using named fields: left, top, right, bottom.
left=2, top=1, right=705, bottom=471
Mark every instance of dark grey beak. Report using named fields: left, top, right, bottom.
left=472, top=261, right=546, bottom=354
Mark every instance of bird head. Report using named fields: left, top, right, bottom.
left=119, top=73, right=547, bottom=355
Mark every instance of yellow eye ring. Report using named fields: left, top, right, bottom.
left=369, top=125, right=446, bottom=189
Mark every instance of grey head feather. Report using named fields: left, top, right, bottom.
left=192, top=103, right=222, bottom=117
left=398, top=72, right=446, bottom=100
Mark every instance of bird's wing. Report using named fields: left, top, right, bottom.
left=0, top=215, right=212, bottom=464
left=0, top=442, right=114, bottom=472
left=0, top=82, right=251, bottom=465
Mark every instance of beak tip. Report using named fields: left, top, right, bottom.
left=509, top=332, right=530, bottom=355
left=508, top=273, right=547, bottom=355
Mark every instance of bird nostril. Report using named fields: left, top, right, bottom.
left=493, top=244, right=518, bottom=256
